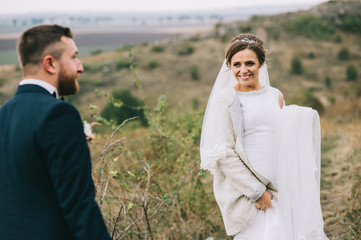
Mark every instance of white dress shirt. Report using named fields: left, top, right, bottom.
left=19, top=79, right=59, bottom=99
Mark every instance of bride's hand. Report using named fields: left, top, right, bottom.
left=255, top=191, right=272, bottom=210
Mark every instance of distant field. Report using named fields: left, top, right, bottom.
left=0, top=31, right=175, bottom=65
left=0, top=50, right=18, bottom=66
left=73, top=31, right=174, bottom=48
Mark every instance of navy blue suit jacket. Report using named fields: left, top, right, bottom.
left=0, top=84, right=112, bottom=240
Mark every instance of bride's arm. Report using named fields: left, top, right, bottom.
left=279, top=91, right=284, bottom=108
left=217, top=138, right=267, bottom=203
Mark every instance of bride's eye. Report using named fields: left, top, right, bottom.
left=246, top=61, right=255, bottom=66
left=233, top=62, right=240, bottom=67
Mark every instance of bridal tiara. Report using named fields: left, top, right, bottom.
left=236, top=38, right=258, bottom=44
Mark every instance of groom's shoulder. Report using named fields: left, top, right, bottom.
left=29, top=97, right=81, bottom=123
left=47, top=100, right=80, bottom=117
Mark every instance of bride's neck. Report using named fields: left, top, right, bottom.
left=234, top=82, right=263, bottom=92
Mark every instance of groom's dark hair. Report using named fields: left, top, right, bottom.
left=17, top=24, right=73, bottom=70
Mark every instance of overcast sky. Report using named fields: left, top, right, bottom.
left=1, top=0, right=327, bottom=14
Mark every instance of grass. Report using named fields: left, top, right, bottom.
left=320, top=114, right=361, bottom=239
left=87, top=100, right=234, bottom=239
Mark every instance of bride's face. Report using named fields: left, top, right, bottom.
left=230, top=48, right=262, bottom=90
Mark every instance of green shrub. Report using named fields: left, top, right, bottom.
left=151, top=45, right=165, bottom=53
left=83, top=64, right=100, bottom=73
left=338, top=16, right=361, bottom=32
left=190, top=65, right=199, bottom=80
left=192, top=98, right=200, bottom=109
left=147, top=60, right=159, bottom=69
left=291, top=57, right=303, bottom=75
left=238, top=25, right=252, bottom=33
left=346, top=64, right=358, bottom=81
left=177, top=43, right=194, bottom=56
left=90, top=49, right=102, bottom=55
left=284, top=15, right=335, bottom=39
left=265, top=26, right=281, bottom=41
left=116, top=59, right=132, bottom=70
left=324, top=76, right=332, bottom=88
left=328, top=97, right=336, bottom=104
left=308, top=52, right=315, bottom=59
left=93, top=80, right=105, bottom=87
left=289, top=89, right=324, bottom=115
left=338, top=47, right=350, bottom=60
left=117, top=44, right=133, bottom=52
left=82, top=64, right=91, bottom=72
left=101, top=89, right=147, bottom=127
left=83, top=64, right=111, bottom=74
left=189, top=34, right=201, bottom=42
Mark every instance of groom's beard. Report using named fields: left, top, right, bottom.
left=57, top=67, right=79, bottom=96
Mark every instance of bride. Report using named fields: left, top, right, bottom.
left=200, top=33, right=329, bottom=239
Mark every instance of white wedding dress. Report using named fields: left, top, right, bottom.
left=233, top=85, right=328, bottom=240
left=234, top=86, right=282, bottom=240
left=200, top=60, right=328, bottom=239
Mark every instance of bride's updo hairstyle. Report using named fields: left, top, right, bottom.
left=225, top=33, right=266, bottom=68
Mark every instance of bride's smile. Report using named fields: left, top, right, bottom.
left=230, top=48, right=262, bottom=91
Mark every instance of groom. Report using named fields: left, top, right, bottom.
left=0, top=25, right=112, bottom=240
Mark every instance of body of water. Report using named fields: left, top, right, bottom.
left=0, top=31, right=176, bottom=65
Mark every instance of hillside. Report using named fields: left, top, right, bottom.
left=0, top=0, right=360, bottom=239
left=1, top=1, right=361, bottom=112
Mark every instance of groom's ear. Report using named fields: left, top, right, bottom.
left=43, top=55, right=57, bottom=75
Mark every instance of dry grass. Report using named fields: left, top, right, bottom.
left=320, top=100, right=361, bottom=239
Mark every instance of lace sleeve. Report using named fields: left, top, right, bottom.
left=200, top=88, right=234, bottom=175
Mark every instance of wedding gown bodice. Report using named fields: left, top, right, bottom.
left=238, top=86, right=281, bottom=186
